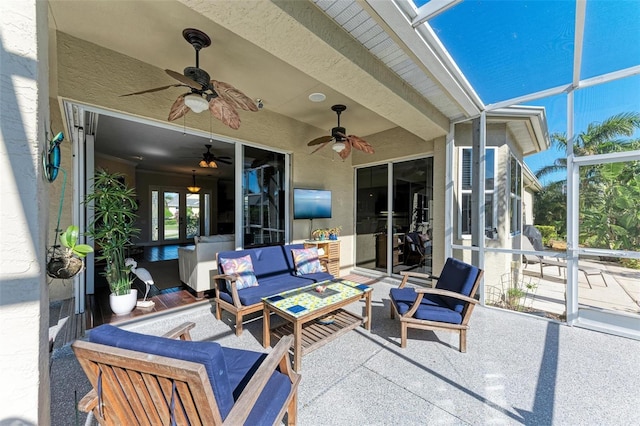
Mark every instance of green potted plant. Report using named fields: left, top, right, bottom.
left=85, top=169, right=140, bottom=315
left=46, top=225, right=94, bottom=279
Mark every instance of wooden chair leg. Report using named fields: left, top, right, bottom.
left=400, top=323, right=407, bottom=348
left=215, top=302, right=221, bottom=320
left=287, top=392, right=297, bottom=425
left=235, top=314, right=243, bottom=336
left=390, top=303, right=395, bottom=319
left=459, top=329, right=467, bottom=353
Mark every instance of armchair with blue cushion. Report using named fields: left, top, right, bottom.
left=389, top=257, right=483, bottom=352
left=72, top=322, right=300, bottom=425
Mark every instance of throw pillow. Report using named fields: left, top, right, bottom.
left=219, top=255, right=259, bottom=291
left=291, top=247, right=323, bottom=275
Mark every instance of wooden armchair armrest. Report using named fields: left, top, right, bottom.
left=224, top=335, right=300, bottom=425
left=415, top=288, right=479, bottom=305
left=398, top=270, right=438, bottom=288
left=77, top=388, right=98, bottom=413
left=212, top=274, right=243, bottom=308
left=162, top=322, right=196, bottom=341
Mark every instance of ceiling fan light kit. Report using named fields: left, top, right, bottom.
left=198, top=143, right=229, bottom=168
left=332, top=141, right=346, bottom=152
left=184, top=93, right=209, bottom=113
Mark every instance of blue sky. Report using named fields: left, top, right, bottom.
left=425, top=0, right=640, bottom=185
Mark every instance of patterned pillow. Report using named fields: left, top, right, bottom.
left=219, top=255, right=259, bottom=291
left=291, top=247, right=324, bottom=275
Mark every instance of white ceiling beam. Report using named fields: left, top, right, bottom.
left=411, top=0, right=462, bottom=27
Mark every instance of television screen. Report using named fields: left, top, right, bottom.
left=293, top=188, right=332, bottom=219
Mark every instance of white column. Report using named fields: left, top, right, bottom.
left=0, top=1, right=50, bottom=424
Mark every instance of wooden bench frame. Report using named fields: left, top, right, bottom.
left=72, top=322, right=301, bottom=425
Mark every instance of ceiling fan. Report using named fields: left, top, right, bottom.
left=199, top=144, right=231, bottom=168
left=121, top=28, right=257, bottom=130
left=307, top=105, right=374, bottom=159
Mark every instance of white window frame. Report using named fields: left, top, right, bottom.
left=509, top=154, right=522, bottom=236
left=458, top=147, right=497, bottom=239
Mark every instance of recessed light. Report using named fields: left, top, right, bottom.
left=308, top=92, right=326, bottom=102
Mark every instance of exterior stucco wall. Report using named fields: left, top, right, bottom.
left=0, top=0, right=50, bottom=423
left=54, top=31, right=358, bottom=274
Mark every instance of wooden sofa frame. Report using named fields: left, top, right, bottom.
left=212, top=257, right=329, bottom=336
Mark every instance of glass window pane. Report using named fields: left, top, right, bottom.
left=164, top=192, right=179, bottom=241
left=151, top=190, right=158, bottom=241
left=186, top=193, right=200, bottom=239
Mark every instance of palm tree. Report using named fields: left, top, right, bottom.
left=535, top=112, right=640, bottom=182
left=534, top=112, right=640, bottom=251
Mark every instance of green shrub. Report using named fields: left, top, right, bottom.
left=535, top=225, right=558, bottom=247
left=621, top=258, right=640, bottom=270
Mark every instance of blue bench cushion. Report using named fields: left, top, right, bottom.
left=89, top=324, right=235, bottom=418
left=222, top=347, right=293, bottom=425
left=434, top=258, right=480, bottom=313
left=390, top=287, right=464, bottom=324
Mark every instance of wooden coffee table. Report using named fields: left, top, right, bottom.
left=262, top=279, right=372, bottom=370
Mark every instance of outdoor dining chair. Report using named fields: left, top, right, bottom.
left=389, top=257, right=483, bottom=352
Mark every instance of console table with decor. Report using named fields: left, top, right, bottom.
left=304, top=239, right=340, bottom=277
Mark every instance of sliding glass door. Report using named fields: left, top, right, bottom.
left=355, top=157, right=434, bottom=275
left=242, top=147, right=286, bottom=247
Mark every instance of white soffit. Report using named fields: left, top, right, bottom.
left=311, top=0, right=478, bottom=122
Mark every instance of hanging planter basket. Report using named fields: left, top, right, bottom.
left=46, top=247, right=84, bottom=279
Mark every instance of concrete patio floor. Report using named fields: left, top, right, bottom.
left=516, top=258, right=640, bottom=318
left=51, top=278, right=640, bottom=425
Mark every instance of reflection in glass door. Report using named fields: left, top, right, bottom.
left=242, top=147, right=286, bottom=247
left=355, top=157, right=433, bottom=275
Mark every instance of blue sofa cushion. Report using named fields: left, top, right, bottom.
left=235, top=277, right=309, bottom=305
left=434, top=258, right=480, bottom=313
left=390, top=287, right=463, bottom=324
left=222, top=347, right=293, bottom=425
left=89, top=325, right=235, bottom=419
left=219, top=246, right=293, bottom=281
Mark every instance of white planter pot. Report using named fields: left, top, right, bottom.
left=109, top=289, right=137, bottom=315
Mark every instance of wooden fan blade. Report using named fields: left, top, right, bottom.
left=120, top=84, right=184, bottom=97
left=167, top=94, right=190, bottom=121
left=338, top=140, right=352, bottom=159
left=310, top=141, right=331, bottom=154
left=165, top=69, right=202, bottom=90
left=211, top=80, right=258, bottom=112
left=209, top=97, right=241, bottom=130
left=347, top=135, right=375, bottom=154
left=308, top=135, right=333, bottom=146
left=213, top=157, right=233, bottom=165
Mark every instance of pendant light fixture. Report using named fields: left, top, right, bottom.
left=187, top=170, right=201, bottom=193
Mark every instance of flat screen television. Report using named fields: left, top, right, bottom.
left=293, top=188, right=332, bottom=219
